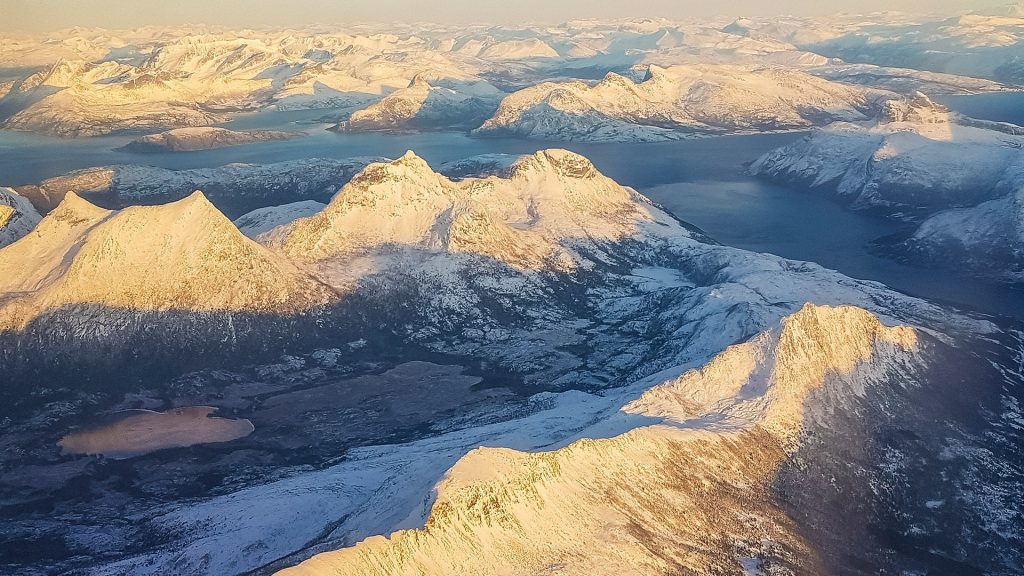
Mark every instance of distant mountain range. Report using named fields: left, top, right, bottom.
left=1, top=11, right=1019, bottom=137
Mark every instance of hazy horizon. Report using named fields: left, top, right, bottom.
left=0, top=0, right=1009, bottom=33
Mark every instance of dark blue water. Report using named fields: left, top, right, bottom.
left=644, top=179, right=1024, bottom=320
left=1, top=108, right=1022, bottom=321
left=937, top=91, right=1024, bottom=126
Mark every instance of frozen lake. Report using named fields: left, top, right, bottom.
left=57, top=407, right=254, bottom=459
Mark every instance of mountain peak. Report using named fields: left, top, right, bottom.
left=47, top=191, right=112, bottom=226
left=878, top=92, right=949, bottom=125
left=0, top=191, right=333, bottom=328
left=271, top=153, right=454, bottom=260
left=600, top=71, right=634, bottom=86
left=270, top=148, right=666, bottom=266
left=626, top=303, right=918, bottom=445
left=398, top=149, right=427, bottom=163
left=54, top=190, right=107, bottom=215
left=408, top=73, right=431, bottom=88
left=180, top=189, right=220, bottom=212
left=113, top=189, right=232, bottom=232
left=512, top=149, right=598, bottom=180
left=344, top=152, right=443, bottom=191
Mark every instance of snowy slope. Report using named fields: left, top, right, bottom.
left=21, top=149, right=1014, bottom=576
left=478, top=38, right=560, bottom=60
left=0, top=187, right=42, bottom=248
left=280, top=305, right=917, bottom=576
left=752, top=93, right=1024, bottom=282
left=879, top=187, right=1024, bottom=284
left=268, top=149, right=673, bottom=270
left=475, top=64, right=888, bottom=142
left=0, top=191, right=333, bottom=330
left=234, top=200, right=326, bottom=238
left=335, top=75, right=502, bottom=131
left=751, top=93, right=1024, bottom=218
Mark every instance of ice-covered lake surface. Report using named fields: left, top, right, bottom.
left=57, top=407, right=254, bottom=459
left=1, top=102, right=1022, bottom=320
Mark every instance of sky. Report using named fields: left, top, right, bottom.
left=0, top=0, right=1007, bottom=32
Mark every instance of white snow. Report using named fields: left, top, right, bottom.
left=273, top=305, right=917, bottom=576
left=751, top=93, right=1024, bottom=281
left=50, top=149, right=989, bottom=575
left=336, top=75, right=502, bottom=131
left=267, top=149, right=671, bottom=271
left=0, top=191, right=333, bottom=329
left=234, top=200, right=327, bottom=238
left=1, top=17, right=1012, bottom=137
left=475, top=64, right=889, bottom=142
left=0, top=187, right=42, bottom=248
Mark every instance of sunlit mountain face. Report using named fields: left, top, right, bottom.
left=1, top=3, right=1023, bottom=575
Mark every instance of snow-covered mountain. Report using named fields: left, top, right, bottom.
left=0, top=19, right=1011, bottom=137
left=475, top=64, right=889, bottom=142
left=234, top=200, right=326, bottom=238
left=281, top=305, right=920, bottom=576
left=751, top=93, right=1024, bottom=282
left=1, top=58, right=229, bottom=137
left=14, top=157, right=379, bottom=216
left=477, top=38, right=561, bottom=60
left=0, top=32, right=494, bottom=135
left=0, top=191, right=333, bottom=331
left=878, top=187, right=1024, bottom=284
left=268, top=149, right=669, bottom=270
left=335, top=75, right=502, bottom=132
left=2, top=15, right=1023, bottom=576
left=120, top=126, right=304, bottom=152
left=2, top=149, right=1019, bottom=576
left=0, top=187, right=42, bottom=248
left=751, top=93, right=1024, bottom=219
left=795, top=9, right=1024, bottom=83
left=812, top=63, right=1014, bottom=96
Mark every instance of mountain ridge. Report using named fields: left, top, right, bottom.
left=278, top=304, right=920, bottom=576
